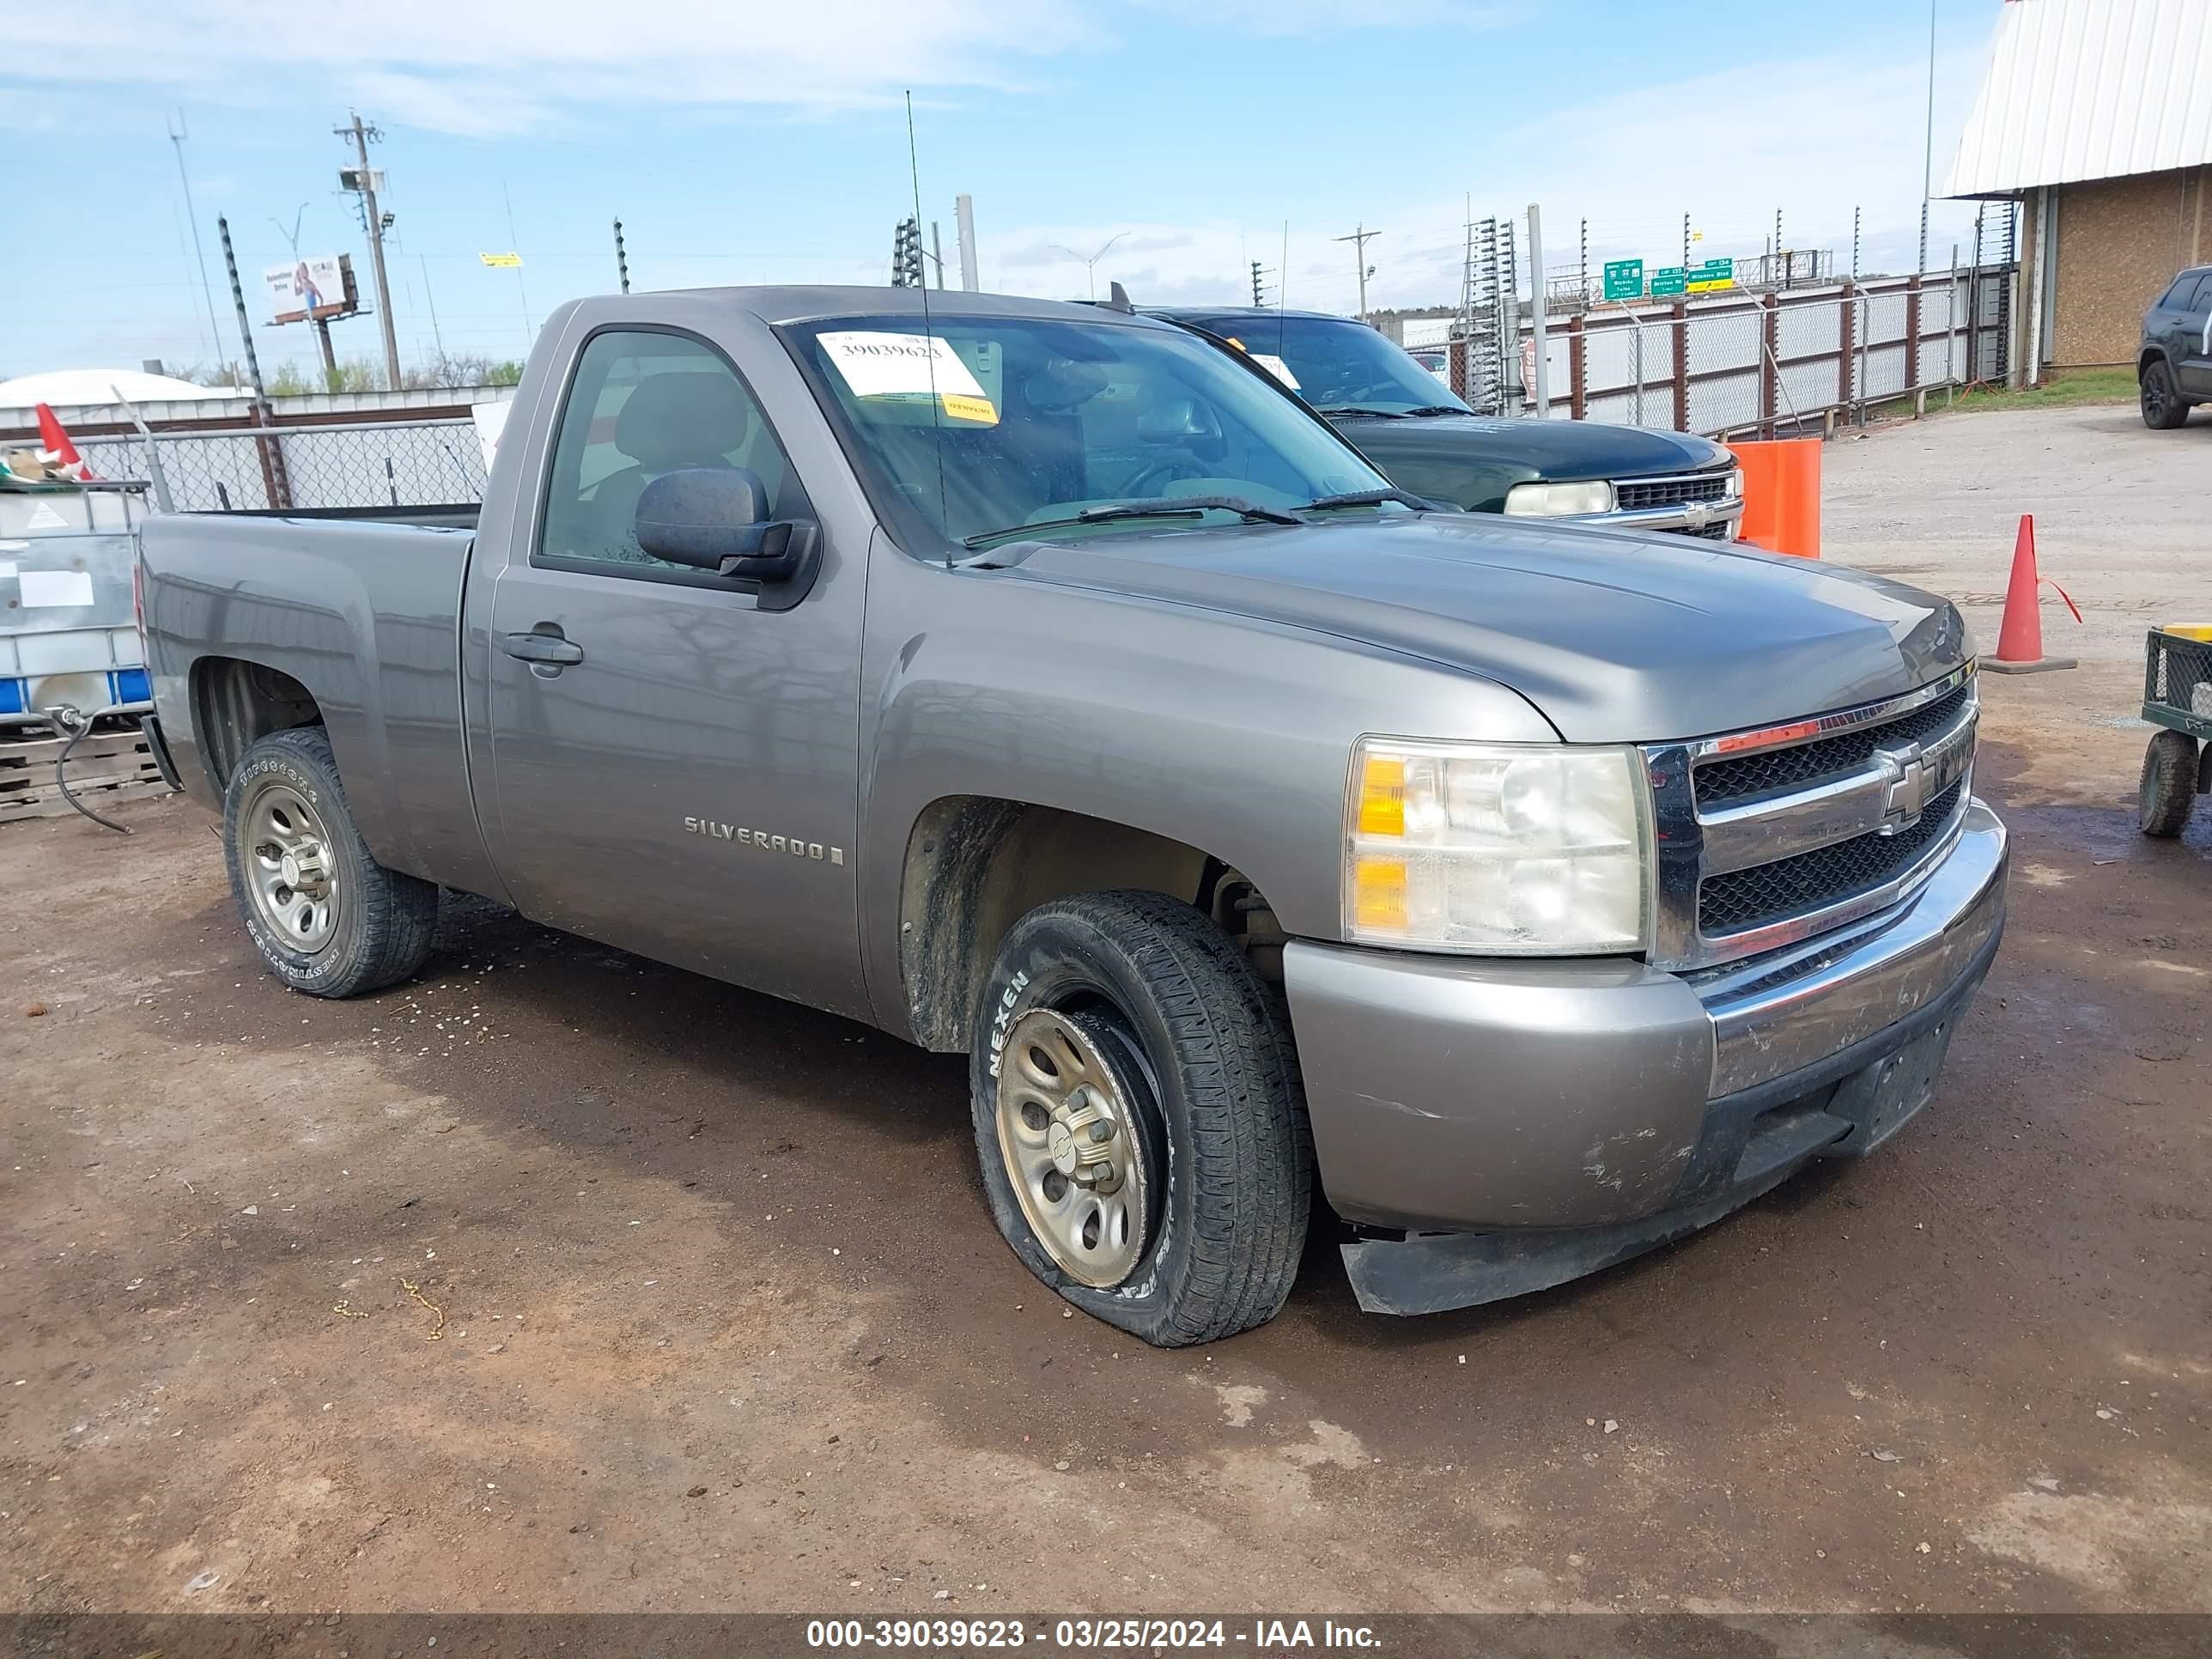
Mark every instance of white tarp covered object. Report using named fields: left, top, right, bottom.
left=0, top=369, right=244, bottom=410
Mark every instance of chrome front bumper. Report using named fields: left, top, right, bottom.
left=1283, top=801, right=2008, bottom=1238
left=1575, top=495, right=1745, bottom=538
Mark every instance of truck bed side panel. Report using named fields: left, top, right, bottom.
left=141, top=514, right=508, bottom=902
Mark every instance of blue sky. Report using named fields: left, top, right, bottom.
left=3, top=0, right=2005, bottom=382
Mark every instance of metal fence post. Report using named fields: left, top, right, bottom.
left=1905, top=273, right=1923, bottom=398
left=1669, top=301, right=1689, bottom=433
left=1760, top=293, right=1780, bottom=439
left=1567, top=313, right=1587, bottom=420
left=1838, top=280, right=1857, bottom=418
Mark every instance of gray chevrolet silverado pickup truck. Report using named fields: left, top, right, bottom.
left=139, top=285, right=2006, bottom=1346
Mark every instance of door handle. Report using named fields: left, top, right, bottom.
left=501, top=629, right=585, bottom=667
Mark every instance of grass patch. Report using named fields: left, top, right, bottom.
left=1869, top=367, right=2137, bottom=421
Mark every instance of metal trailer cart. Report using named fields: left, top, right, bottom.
left=1, top=478, right=165, bottom=825
left=2139, top=626, right=2212, bottom=838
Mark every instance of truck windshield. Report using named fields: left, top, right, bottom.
left=1174, top=314, right=1471, bottom=417
left=782, top=313, right=1401, bottom=552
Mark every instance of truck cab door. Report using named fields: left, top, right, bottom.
left=476, top=326, right=869, bottom=1020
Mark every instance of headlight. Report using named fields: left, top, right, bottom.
left=1502, top=479, right=1613, bottom=517
left=1344, top=738, right=1650, bottom=954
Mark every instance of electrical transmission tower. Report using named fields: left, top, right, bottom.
left=890, top=217, right=925, bottom=288
left=1456, top=212, right=1518, bottom=415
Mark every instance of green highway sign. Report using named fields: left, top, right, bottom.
left=1601, top=258, right=1644, bottom=301
left=1686, top=258, right=1735, bottom=294
left=1650, top=265, right=1687, bottom=295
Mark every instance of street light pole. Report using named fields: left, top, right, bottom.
left=1048, top=232, right=1129, bottom=301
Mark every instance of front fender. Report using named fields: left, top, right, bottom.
left=854, top=552, right=1558, bottom=1041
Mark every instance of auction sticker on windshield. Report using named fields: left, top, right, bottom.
left=819, top=331, right=999, bottom=424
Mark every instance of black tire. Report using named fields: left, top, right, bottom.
left=969, top=890, right=1310, bottom=1347
left=223, top=726, right=438, bottom=996
left=2139, top=729, right=2200, bottom=838
left=2141, top=359, right=2190, bottom=430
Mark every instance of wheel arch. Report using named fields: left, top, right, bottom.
left=894, top=794, right=1285, bottom=1052
left=190, top=656, right=325, bottom=795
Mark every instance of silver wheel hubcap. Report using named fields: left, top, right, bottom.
left=244, top=782, right=339, bottom=955
left=995, top=1008, right=1152, bottom=1288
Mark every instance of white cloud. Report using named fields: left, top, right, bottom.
left=1126, top=0, right=1521, bottom=33
left=9, top=0, right=1499, bottom=136
left=12, top=0, right=1104, bottom=133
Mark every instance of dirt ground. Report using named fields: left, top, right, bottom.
left=3, top=405, right=2209, bottom=1620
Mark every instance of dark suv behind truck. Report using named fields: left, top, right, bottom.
left=1154, top=307, right=1745, bottom=539
left=2140, top=265, right=2212, bottom=429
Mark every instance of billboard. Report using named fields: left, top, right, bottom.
left=264, top=254, right=359, bottom=325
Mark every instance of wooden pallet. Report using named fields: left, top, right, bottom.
left=0, top=726, right=172, bottom=824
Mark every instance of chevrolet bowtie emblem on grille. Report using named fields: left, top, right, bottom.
left=1682, top=501, right=1711, bottom=531
left=1874, top=740, right=1935, bottom=833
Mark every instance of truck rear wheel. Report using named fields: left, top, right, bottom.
left=223, top=727, right=438, bottom=997
left=2139, top=728, right=2200, bottom=837
left=969, top=890, right=1310, bottom=1347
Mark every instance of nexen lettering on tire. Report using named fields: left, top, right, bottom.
left=986, top=971, right=1030, bottom=1079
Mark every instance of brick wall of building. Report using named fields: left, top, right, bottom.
left=2050, top=165, right=2212, bottom=367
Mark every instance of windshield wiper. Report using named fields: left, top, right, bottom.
left=962, top=495, right=1301, bottom=549
left=1311, top=404, right=1409, bottom=418
left=1401, top=405, right=1469, bottom=416
left=1296, top=488, right=1431, bottom=512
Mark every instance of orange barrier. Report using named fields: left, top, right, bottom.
left=1725, top=437, right=1820, bottom=559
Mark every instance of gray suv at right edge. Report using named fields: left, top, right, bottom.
left=2139, top=264, right=2212, bottom=428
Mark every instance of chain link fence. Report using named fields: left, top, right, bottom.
left=78, top=419, right=487, bottom=514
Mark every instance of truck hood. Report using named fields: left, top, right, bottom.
left=1004, top=514, right=1970, bottom=744
left=1334, top=414, right=1731, bottom=514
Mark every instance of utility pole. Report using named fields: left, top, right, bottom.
left=1249, top=261, right=1268, bottom=306
left=613, top=218, right=630, bottom=294
left=166, top=111, right=225, bottom=367
left=1681, top=213, right=1691, bottom=276
left=932, top=222, right=945, bottom=289
left=336, top=112, right=402, bottom=391
left=955, top=194, right=980, bottom=292
left=1334, top=222, right=1381, bottom=321
left=1919, top=0, right=1937, bottom=273
left=1526, top=204, right=1551, bottom=416
left=419, top=254, right=447, bottom=364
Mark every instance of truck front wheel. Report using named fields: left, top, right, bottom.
left=223, top=727, right=439, bottom=998
left=969, top=890, right=1311, bottom=1346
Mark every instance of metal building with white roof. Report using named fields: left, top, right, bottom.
left=1943, top=0, right=2212, bottom=378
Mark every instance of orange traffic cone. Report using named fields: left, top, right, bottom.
left=1984, top=514, right=2077, bottom=674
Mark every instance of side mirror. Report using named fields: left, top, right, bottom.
left=633, top=467, right=820, bottom=610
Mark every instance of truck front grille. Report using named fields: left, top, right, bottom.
left=1643, top=665, right=1979, bottom=971
left=1699, top=780, right=1965, bottom=936
left=1615, top=471, right=1734, bottom=513
left=1696, top=683, right=1972, bottom=807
